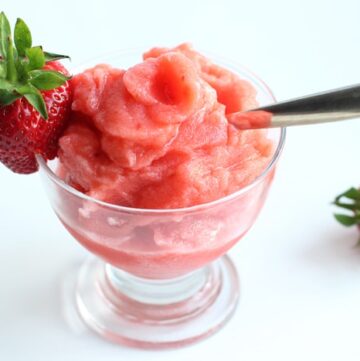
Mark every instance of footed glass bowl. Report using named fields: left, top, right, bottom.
left=37, top=50, right=285, bottom=349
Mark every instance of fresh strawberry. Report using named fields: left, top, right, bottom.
left=0, top=12, right=71, bottom=174
left=333, top=187, right=360, bottom=238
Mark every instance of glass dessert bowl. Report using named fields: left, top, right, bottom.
left=37, top=50, right=285, bottom=349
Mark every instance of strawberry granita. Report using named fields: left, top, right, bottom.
left=36, top=44, right=284, bottom=345
left=50, top=44, right=282, bottom=278
left=58, top=44, right=274, bottom=209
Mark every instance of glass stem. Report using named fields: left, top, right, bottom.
left=105, top=264, right=211, bottom=305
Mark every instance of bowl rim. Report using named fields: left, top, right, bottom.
left=37, top=49, right=286, bottom=215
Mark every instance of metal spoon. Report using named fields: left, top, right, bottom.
left=227, top=84, right=360, bottom=129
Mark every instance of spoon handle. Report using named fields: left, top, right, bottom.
left=228, top=84, right=360, bottom=129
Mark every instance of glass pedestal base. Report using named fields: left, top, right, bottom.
left=75, top=256, right=239, bottom=349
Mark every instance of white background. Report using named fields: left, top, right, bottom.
left=1, top=0, right=360, bottom=360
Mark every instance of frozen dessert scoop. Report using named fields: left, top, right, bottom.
left=58, top=43, right=275, bottom=209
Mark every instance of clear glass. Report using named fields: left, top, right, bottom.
left=37, top=50, right=286, bottom=349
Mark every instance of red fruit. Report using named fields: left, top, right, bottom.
left=0, top=13, right=72, bottom=174
left=0, top=62, right=71, bottom=173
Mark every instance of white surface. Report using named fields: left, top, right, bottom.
left=1, top=0, right=360, bottom=360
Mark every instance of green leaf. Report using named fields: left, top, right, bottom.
left=0, top=13, right=17, bottom=82
left=44, top=51, right=70, bottom=62
left=0, top=12, right=11, bottom=58
left=0, top=89, right=20, bottom=105
left=26, top=46, right=45, bottom=70
left=333, top=201, right=358, bottom=211
left=14, top=18, right=32, bottom=56
left=15, top=57, right=27, bottom=81
left=335, top=187, right=360, bottom=202
left=29, top=69, right=69, bottom=90
left=334, top=214, right=360, bottom=227
left=0, top=60, right=6, bottom=77
left=343, top=187, right=360, bottom=200
left=16, top=84, right=48, bottom=119
left=0, top=78, right=13, bottom=90
left=13, top=46, right=18, bottom=62
left=6, top=39, right=17, bottom=82
left=24, top=92, right=47, bottom=119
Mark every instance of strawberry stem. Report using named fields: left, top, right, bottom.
left=0, top=12, right=70, bottom=118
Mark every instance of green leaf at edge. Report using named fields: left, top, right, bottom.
left=333, top=201, right=358, bottom=212
left=342, top=187, right=360, bottom=200
left=334, top=214, right=359, bottom=227
left=14, top=18, right=32, bottom=56
left=29, top=69, right=69, bottom=90
left=0, top=11, right=11, bottom=58
left=335, top=187, right=360, bottom=202
left=44, top=51, right=70, bottom=62
left=0, top=13, right=17, bottom=82
left=16, top=84, right=48, bottom=119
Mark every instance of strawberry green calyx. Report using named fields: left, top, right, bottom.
left=333, top=187, right=360, bottom=230
left=0, top=12, right=70, bottom=119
